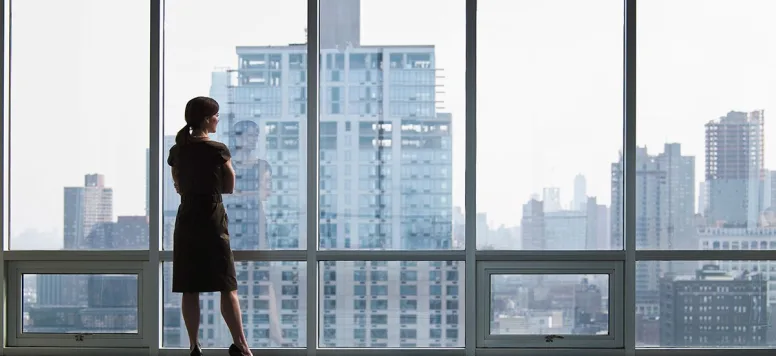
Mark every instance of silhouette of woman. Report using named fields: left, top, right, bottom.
left=229, top=120, right=284, bottom=345
left=167, top=97, right=252, bottom=356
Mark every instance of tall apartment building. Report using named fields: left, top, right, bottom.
left=611, top=144, right=695, bottom=316
left=705, top=110, right=765, bottom=228
left=63, top=174, right=113, bottom=249
left=572, top=174, right=587, bottom=212
left=659, top=265, right=767, bottom=347
left=164, top=0, right=460, bottom=348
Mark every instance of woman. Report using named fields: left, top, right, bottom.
left=167, top=96, right=252, bottom=356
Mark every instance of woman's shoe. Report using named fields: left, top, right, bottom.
left=190, top=343, right=203, bottom=356
left=228, top=344, right=251, bottom=356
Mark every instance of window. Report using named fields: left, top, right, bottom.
left=477, top=261, right=622, bottom=348
left=6, top=0, right=776, bottom=354
left=163, top=0, right=307, bottom=251
left=163, top=262, right=307, bottom=348
left=637, top=261, right=771, bottom=347
left=7, top=262, right=144, bottom=347
left=8, top=0, right=150, bottom=251
left=476, top=0, right=623, bottom=250
left=318, top=0, right=464, bottom=252
left=320, top=261, right=464, bottom=347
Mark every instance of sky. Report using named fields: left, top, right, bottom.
left=6, top=0, right=776, bottom=249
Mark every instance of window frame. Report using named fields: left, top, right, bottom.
left=6, top=261, right=146, bottom=348
left=476, top=261, right=624, bottom=349
left=2, top=0, right=776, bottom=355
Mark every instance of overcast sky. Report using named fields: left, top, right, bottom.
left=7, top=0, right=776, bottom=249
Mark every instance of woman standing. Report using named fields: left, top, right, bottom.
left=168, top=96, right=252, bottom=356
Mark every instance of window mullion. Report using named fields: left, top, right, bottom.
left=464, top=0, right=477, bottom=355
left=623, top=0, right=637, bottom=354
left=306, top=0, right=320, bottom=353
left=146, top=0, right=162, bottom=354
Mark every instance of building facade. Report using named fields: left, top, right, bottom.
left=705, top=110, right=765, bottom=228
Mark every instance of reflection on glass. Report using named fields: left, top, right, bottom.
left=636, top=1, right=776, bottom=250
left=489, top=274, right=609, bottom=336
left=163, top=0, right=307, bottom=251
left=162, top=262, right=307, bottom=348
left=9, top=0, right=150, bottom=250
left=476, top=0, right=623, bottom=250
left=636, top=262, right=772, bottom=347
left=22, top=274, right=139, bottom=333
left=318, top=0, right=464, bottom=251
left=319, top=261, right=464, bottom=348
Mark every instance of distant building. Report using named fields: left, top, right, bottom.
left=705, top=110, right=765, bottom=228
left=659, top=265, right=767, bottom=347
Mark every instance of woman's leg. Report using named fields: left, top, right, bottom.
left=180, top=292, right=201, bottom=349
left=220, top=290, right=251, bottom=355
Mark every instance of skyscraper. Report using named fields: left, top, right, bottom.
left=705, top=110, right=765, bottom=228
left=163, top=0, right=460, bottom=348
left=611, top=144, right=695, bottom=316
left=63, top=174, right=113, bottom=249
left=573, top=174, right=587, bottom=211
left=542, top=187, right=561, bottom=212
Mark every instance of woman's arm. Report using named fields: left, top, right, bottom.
left=171, top=167, right=181, bottom=194
left=222, top=159, right=236, bottom=194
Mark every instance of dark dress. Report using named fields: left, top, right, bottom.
left=167, top=140, right=237, bottom=293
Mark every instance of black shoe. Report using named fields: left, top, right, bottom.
left=190, top=344, right=202, bottom=356
left=228, top=344, right=249, bottom=356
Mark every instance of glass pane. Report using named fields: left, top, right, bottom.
left=319, top=261, right=464, bottom=348
left=9, top=0, right=150, bottom=250
left=476, top=0, right=623, bottom=250
left=317, top=0, right=465, bottom=250
left=162, top=262, right=307, bottom=348
left=636, top=1, right=776, bottom=249
left=163, top=0, right=307, bottom=250
left=636, top=261, right=773, bottom=347
left=490, top=274, right=609, bottom=335
left=23, top=274, right=139, bottom=333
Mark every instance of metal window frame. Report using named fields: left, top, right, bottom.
left=2, top=0, right=776, bottom=355
left=476, top=261, right=624, bottom=349
left=5, top=261, right=146, bottom=348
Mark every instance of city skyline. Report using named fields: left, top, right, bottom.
left=11, top=0, right=776, bottom=246
left=8, top=0, right=776, bottom=350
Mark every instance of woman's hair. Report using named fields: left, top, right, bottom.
left=175, top=96, right=220, bottom=145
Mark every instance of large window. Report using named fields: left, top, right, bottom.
left=635, top=0, right=776, bottom=348
left=318, top=0, right=464, bottom=251
left=7, top=0, right=150, bottom=251
left=4, top=0, right=776, bottom=355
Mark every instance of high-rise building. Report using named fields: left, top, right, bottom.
left=521, top=199, right=545, bottom=251
left=698, top=181, right=709, bottom=216
left=705, top=110, right=765, bottom=228
left=572, top=174, right=587, bottom=211
left=161, top=135, right=178, bottom=250
left=611, top=144, right=695, bottom=250
left=611, top=144, right=695, bottom=316
left=63, top=174, right=113, bottom=249
left=542, top=187, right=562, bottom=212
left=521, top=197, right=603, bottom=250
left=659, top=265, right=767, bottom=347
left=163, top=0, right=460, bottom=347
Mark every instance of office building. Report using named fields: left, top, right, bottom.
left=705, top=110, right=765, bottom=228
left=659, top=265, right=767, bottom=347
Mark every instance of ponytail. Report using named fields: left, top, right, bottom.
left=175, top=124, right=190, bottom=145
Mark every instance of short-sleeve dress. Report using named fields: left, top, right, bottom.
left=167, top=140, right=237, bottom=293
